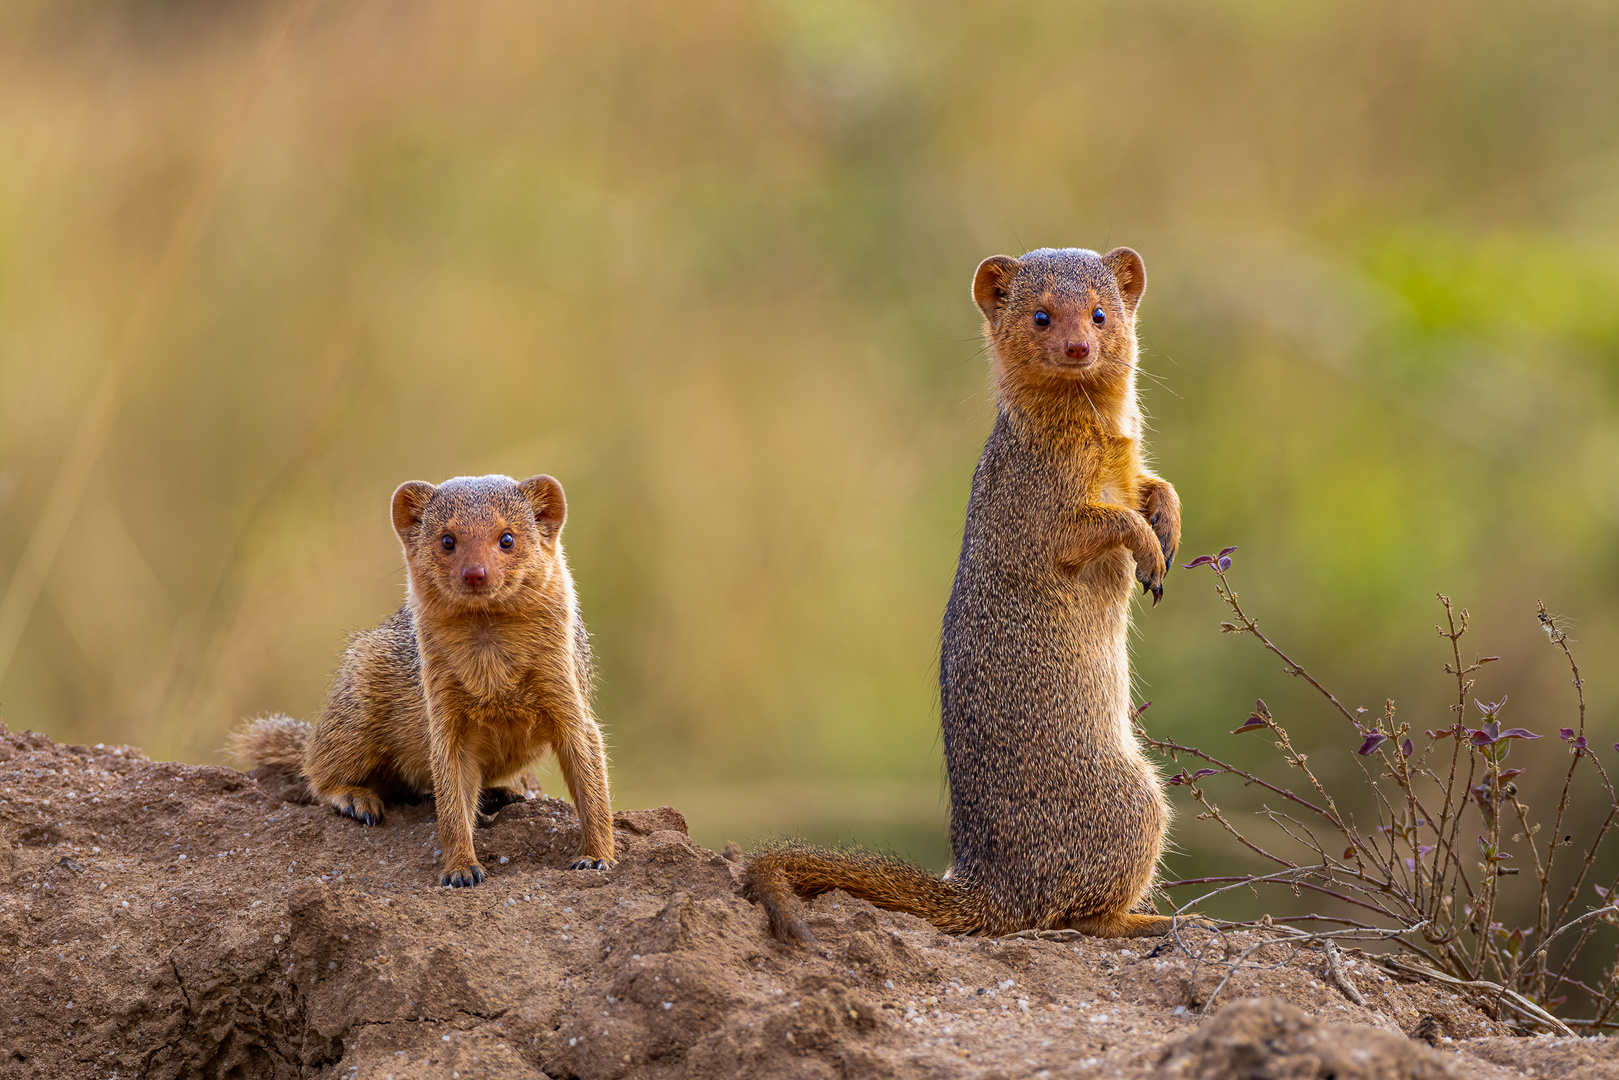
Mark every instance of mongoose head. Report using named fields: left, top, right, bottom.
left=972, top=247, right=1146, bottom=399
left=390, top=474, right=566, bottom=610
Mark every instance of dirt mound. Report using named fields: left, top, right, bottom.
left=1, top=722, right=1611, bottom=1079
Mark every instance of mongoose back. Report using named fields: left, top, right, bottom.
left=234, top=473, right=613, bottom=887
left=742, top=247, right=1181, bottom=941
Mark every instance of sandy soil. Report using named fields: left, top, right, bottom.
left=2, top=721, right=1614, bottom=1079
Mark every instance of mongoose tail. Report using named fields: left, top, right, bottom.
left=741, top=842, right=983, bottom=944
left=741, top=843, right=1184, bottom=942
left=231, top=713, right=313, bottom=769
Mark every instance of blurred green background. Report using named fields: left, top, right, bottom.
left=3, top=0, right=1618, bottom=902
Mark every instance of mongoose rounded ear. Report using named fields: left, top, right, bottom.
left=972, top=255, right=1021, bottom=324
left=1103, top=247, right=1146, bottom=315
left=518, top=475, right=567, bottom=541
left=390, top=481, right=437, bottom=541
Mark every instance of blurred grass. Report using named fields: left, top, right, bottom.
left=2, top=0, right=1618, bottom=894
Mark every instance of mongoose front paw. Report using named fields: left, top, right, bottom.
left=335, top=792, right=385, bottom=827
left=440, top=863, right=487, bottom=888
left=1148, top=510, right=1177, bottom=572
left=569, top=857, right=610, bottom=871
left=1141, top=482, right=1182, bottom=571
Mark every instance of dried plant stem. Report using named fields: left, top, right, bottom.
left=1193, top=922, right=1419, bottom=1015
left=1324, top=939, right=1367, bottom=1006
left=1210, top=573, right=1358, bottom=725
left=1152, top=556, right=1619, bottom=1030
left=1383, top=957, right=1576, bottom=1037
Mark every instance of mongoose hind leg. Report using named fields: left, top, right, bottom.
left=477, top=784, right=526, bottom=823
left=322, top=785, right=386, bottom=827
left=1067, top=910, right=1207, bottom=938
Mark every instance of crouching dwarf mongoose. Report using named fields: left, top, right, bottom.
left=234, top=473, right=613, bottom=887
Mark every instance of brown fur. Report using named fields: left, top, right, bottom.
left=743, top=247, right=1182, bottom=942
left=233, top=473, right=613, bottom=887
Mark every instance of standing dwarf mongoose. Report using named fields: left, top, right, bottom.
left=742, top=247, right=1181, bottom=941
left=234, top=473, right=613, bottom=887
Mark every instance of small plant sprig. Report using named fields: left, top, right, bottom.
left=1140, top=548, right=1619, bottom=1032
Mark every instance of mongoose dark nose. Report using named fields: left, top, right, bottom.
left=462, top=565, right=487, bottom=587
left=1065, top=340, right=1091, bottom=360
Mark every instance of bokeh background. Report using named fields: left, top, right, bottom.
left=3, top=0, right=1619, bottom=913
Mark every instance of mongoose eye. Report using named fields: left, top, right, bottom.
left=499, top=532, right=514, bottom=550
left=1033, top=310, right=1050, bottom=328
left=441, top=534, right=455, bottom=552
left=1092, top=307, right=1106, bottom=326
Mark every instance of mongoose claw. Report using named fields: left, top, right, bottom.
left=1137, top=568, right=1165, bottom=607
left=335, top=793, right=385, bottom=827
left=568, top=857, right=610, bottom=871
left=440, top=864, right=486, bottom=888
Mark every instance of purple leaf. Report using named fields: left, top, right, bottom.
left=1595, top=884, right=1609, bottom=899
left=1401, top=738, right=1414, bottom=758
left=1216, top=556, right=1232, bottom=571
left=1218, top=546, right=1237, bottom=558
left=1497, top=728, right=1540, bottom=741
left=1165, top=771, right=1190, bottom=786
left=1191, top=768, right=1219, bottom=780
left=1560, top=728, right=1576, bottom=741
left=1470, top=729, right=1496, bottom=747
left=1232, top=708, right=1269, bottom=734
left=1498, top=768, right=1523, bottom=781
left=1614, top=743, right=1619, bottom=753
left=1357, top=733, right=1387, bottom=756
left=1183, top=555, right=1214, bottom=569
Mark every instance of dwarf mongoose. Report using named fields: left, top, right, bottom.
left=234, top=473, right=613, bottom=886
left=743, top=247, right=1181, bottom=940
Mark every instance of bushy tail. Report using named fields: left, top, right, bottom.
left=740, top=840, right=983, bottom=945
left=229, top=714, right=312, bottom=770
